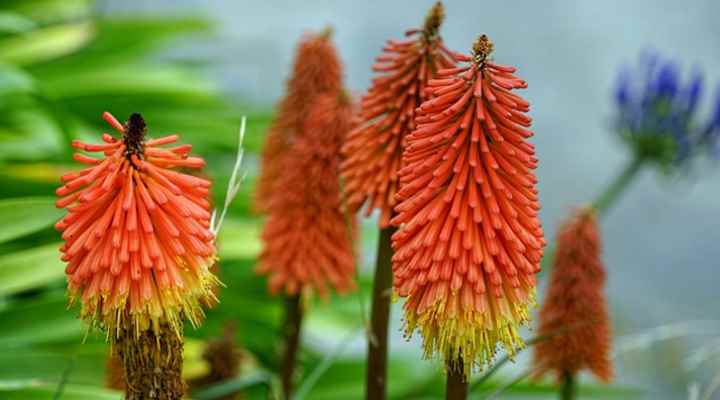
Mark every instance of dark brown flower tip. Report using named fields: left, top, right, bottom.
left=187, top=323, right=244, bottom=400
left=338, top=87, right=352, bottom=105
left=423, top=2, right=445, bottom=41
left=123, top=113, right=147, bottom=159
left=472, top=34, right=494, bottom=65
left=203, top=322, right=242, bottom=383
left=320, top=25, right=334, bottom=39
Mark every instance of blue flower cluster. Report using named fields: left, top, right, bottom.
left=614, top=51, right=720, bottom=166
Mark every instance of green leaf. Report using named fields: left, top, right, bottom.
left=39, top=64, right=216, bottom=100
left=0, top=344, right=107, bottom=386
left=0, top=22, right=94, bottom=65
left=0, top=379, right=40, bottom=390
left=294, top=329, right=363, bottom=400
left=28, top=17, right=212, bottom=76
left=475, top=380, right=642, bottom=399
left=191, top=372, right=274, bottom=400
left=0, top=0, right=91, bottom=25
left=217, top=219, right=261, bottom=260
left=212, top=173, right=256, bottom=217
left=0, top=64, right=35, bottom=95
left=0, top=242, right=64, bottom=296
left=0, top=107, right=64, bottom=161
left=0, top=381, right=121, bottom=400
left=242, top=111, right=273, bottom=154
left=0, top=197, right=62, bottom=243
left=295, top=357, right=437, bottom=400
left=0, top=293, right=83, bottom=347
left=0, top=12, right=35, bottom=34
left=188, top=258, right=281, bottom=365
left=0, top=168, right=64, bottom=200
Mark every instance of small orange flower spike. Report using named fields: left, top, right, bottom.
left=533, top=208, right=613, bottom=382
left=257, top=92, right=356, bottom=297
left=391, top=34, right=545, bottom=374
left=255, top=29, right=342, bottom=213
left=341, top=2, right=456, bottom=227
left=55, top=112, right=218, bottom=337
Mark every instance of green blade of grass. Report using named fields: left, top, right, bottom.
left=0, top=197, right=62, bottom=244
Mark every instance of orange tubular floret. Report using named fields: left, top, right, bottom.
left=341, top=2, right=456, bottom=228
left=391, top=34, right=545, bottom=375
left=103, top=112, right=125, bottom=133
left=55, top=112, right=218, bottom=337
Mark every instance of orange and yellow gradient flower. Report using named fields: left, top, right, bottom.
left=533, top=208, right=613, bottom=382
left=391, top=35, right=545, bottom=374
left=341, top=2, right=456, bottom=227
left=55, top=112, right=218, bottom=338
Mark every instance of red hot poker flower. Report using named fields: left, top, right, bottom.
left=341, top=2, right=456, bottom=227
left=391, top=35, right=545, bottom=374
left=257, top=93, right=356, bottom=297
left=533, top=208, right=613, bottom=382
left=55, top=112, right=218, bottom=337
left=255, top=30, right=342, bottom=213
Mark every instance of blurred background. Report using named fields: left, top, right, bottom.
left=1, top=0, right=720, bottom=398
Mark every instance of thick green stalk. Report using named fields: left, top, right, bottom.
left=115, top=323, right=185, bottom=400
left=281, top=294, right=303, bottom=399
left=365, top=226, right=396, bottom=400
left=446, top=357, right=468, bottom=400
left=560, top=371, right=576, bottom=400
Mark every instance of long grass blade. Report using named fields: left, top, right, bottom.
left=293, top=328, right=363, bottom=400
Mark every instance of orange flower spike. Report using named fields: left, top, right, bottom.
left=533, top=208, right=613, bottom=382
left=255, top=29, right=342, bottom=212
left=257, top=92, right=356, bottom=297
left=55, top=112, right=218, bottom=337
left=341, top=2, right=457, bottom=228
left=391, top=34, right=545, bottom=374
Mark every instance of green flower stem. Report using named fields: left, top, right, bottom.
left=446, top=357, right=468, bottom=400
left=281, top=294, right=303, bottom=399
left=560, top=371, right=576, bottom=400
left=365, top=226, right=396, bottom=400
left=540, top=155, right=646, bottom=273
left=592, top=155, right=645, bottom=217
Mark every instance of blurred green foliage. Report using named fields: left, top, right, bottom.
left=0, top=1, right=641, bottom=399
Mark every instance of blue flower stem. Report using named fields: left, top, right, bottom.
left=539, top=155, right=645, bottom=274
left=592, top=155, right=645, bottom=216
